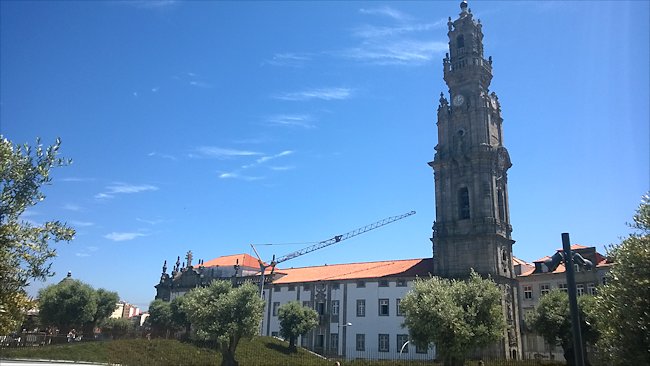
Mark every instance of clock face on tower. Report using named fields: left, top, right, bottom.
left=453, top=94, right=465, bottom=106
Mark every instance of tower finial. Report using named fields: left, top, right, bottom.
left=460, top=1, right=468, bottom=14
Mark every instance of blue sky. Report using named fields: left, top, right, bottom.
left=1, top=1, right=648, bottom=310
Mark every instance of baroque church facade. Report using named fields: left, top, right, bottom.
left=155, top=1, right=526, bottom=360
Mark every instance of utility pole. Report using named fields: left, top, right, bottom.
left=562, top=233, right=585, bottom=366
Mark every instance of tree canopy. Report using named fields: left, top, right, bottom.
left=0, top=136, right=74, bottom=333
left=38, top=278, right=118, bottom=335
left=526, top=289, right=598, bottom=365
left=148, top=298, right=174, bottom=338
left=277, top=301, right=318, bottom=352
left=181, top=281, right=265, bottom=366
left=595, top=194, right=650, bottom=365
left=401, top=270, right=505, bottom=366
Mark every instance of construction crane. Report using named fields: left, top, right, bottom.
left=250, top=210, right=416, bottom=296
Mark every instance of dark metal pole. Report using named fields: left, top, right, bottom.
left=562, top=233, right=585, bottom=366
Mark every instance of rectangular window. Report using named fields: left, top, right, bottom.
left=272, top=302, right=280, bottom=316
left=523, top=285, right=533, bottom=299
left=271, top=331, right=278, bottom=337
left=332, top=283, right=340, bottom=290
left=316, top=334, right=324, bottom=348
left=540, top=284, right=550, bottom=296
left=356, top=334, right=365, bottom=351
left=378, top=334, right=389, bottom=352
left=331, top=333, right=339, bottom=352
left=397, top=334, right=409, bottom=353
left=316, top=301, right=325, bottom=315
left=587, top=283, right=596, bottom=296
left=577, top=284, right=585, bottom=296
left=396, top=298, right=404, bottom=316
left=574, top=263, right=581, bottom=273
left=303, top=284, right=311, bottom=291
left=288, top=285, right=295, bottom=291
left=301, top=333, right=311, bottom=347
left=558, top=283, right=568, bottom=293
left=356, top=299, right=366, bottom=317
left=331, top=300, right=339, bottom=316
left=396, top=279, right=407, bottom=287
left=274, top=285, right=281, bottom=292
left=416, top=342, right=428, bottom=354
left=378, top=280, right=389, bottom=287
left=379, top=299, right=389, bottom=316
left=357, top=280, right=366, bottom=288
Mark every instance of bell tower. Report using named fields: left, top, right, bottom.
left=429, top=1, right=522, bottom=358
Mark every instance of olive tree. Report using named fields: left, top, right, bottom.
left=526, top=289, right=598, bottom=365
left=278, top=301, right=318, bottom=352
left=0, top=136, right=74, bottom=333
left=595, top=194, right=650, bottom=365
left=38, top=279, right=98, bottom=334
left=401, top=270, right=505, bottom=366
left=182, top=281, right=264, bottom=366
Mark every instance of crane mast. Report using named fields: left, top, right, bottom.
left=250, top=210, right=416, bottom=295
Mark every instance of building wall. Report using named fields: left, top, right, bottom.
left=262, top=278, right=435, bottom=360
left=517, top=265, right=611, bottom=360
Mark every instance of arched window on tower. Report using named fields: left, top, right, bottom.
left=458, top=187, right=470, bottom=220
left=456, top=34, right=465, bottom=49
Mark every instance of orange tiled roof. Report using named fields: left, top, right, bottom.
left=272, top=258, right=433, bottom=284
left=512, top=257, right=530, bottom=266
left=518, top=244, right=612, bottom=277
left=202, top=253, right=262, bottom=269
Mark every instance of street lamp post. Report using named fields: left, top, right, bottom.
left=337, top=322, right=352, bottom=357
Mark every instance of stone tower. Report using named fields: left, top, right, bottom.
left=429, top=1, right=522, bottom=359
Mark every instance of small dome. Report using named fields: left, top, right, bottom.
left=460, top=1, right=468, bottom=10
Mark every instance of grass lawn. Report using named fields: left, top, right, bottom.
left=0, top=336, right=330, bottom=366
left=1, top=337, right=565, bottom=365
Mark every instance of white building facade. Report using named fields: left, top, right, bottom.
left=261, top=258, right=436, bottom=360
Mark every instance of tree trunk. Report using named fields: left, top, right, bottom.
left=220, top=336, right=241, bottom=366
left=288, top=336, right=297, bottom=352
left=443, top=355, right=465, bottom=366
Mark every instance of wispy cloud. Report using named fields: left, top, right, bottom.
left=267, top=114, right=316, bottom=128
left=63, top=204, right=83, bottom=212
left=264, top=53, right=312, bottom=67
left=191, top=146, right=262, bottom=159
left=359, top=6, right=411, bottom=22
left=173, top=72, right=213, bottom=89
left=147, top=151, right=178, bottom=161
left=218, top=172, right=263, bottom=181
left=219, top=150, right=294, bottom=181
left=75, top=252, right=91, bottom=257
left=242, top=150, right=293, bottom=169
left=136, top=217, right=167, bottom=225
left=104, top=232, right=148, bottom=242
left=342, top=40, right=447, bottom=65
left=95, top=183, right=158, bottom=199
left=70, top=220, right=94, bottom=227
left=189, top=80, right=213, bottom=88
left=61, top=177, right=95, bottom=182
left=269, top=166, right=295, bottom=171
left=274, top=87, right=353, bottom=101
left=339, top=8, right=447, bottom=66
